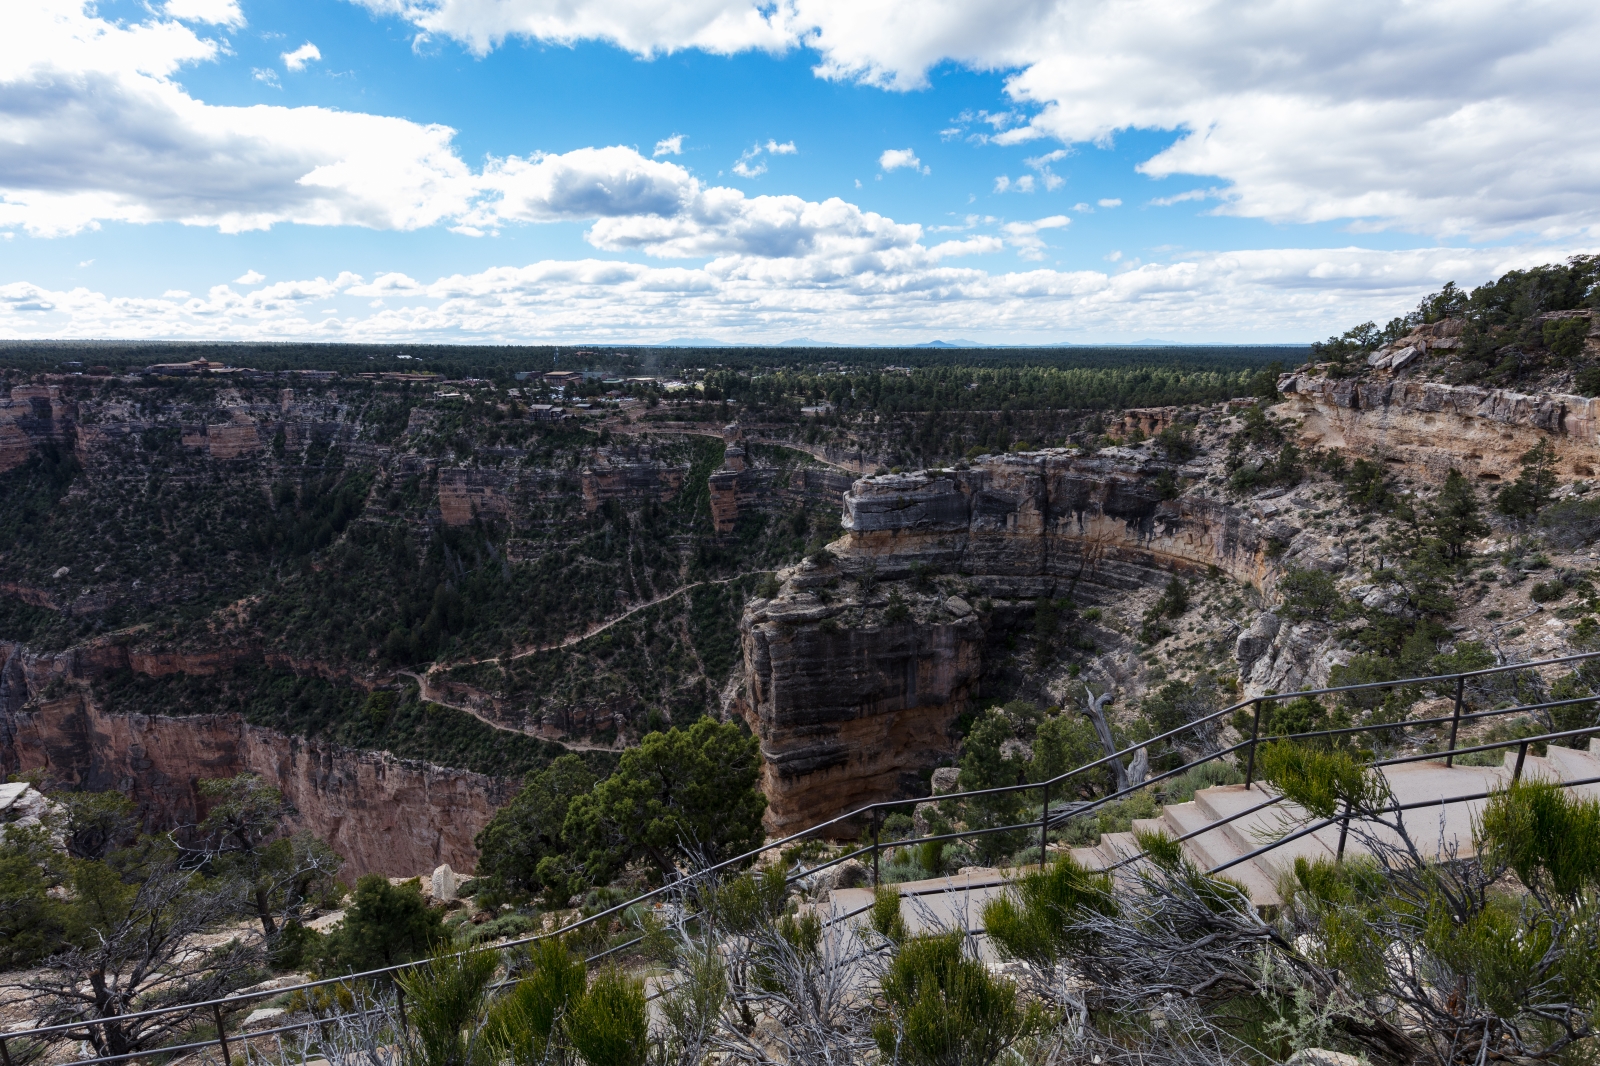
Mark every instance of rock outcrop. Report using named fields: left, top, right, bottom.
left=830, top=451, right=1275, bottom=596
left=741, top=588, right=984, bottom=834
left=1280, top=371, right=1600, bottom=482
left=738, top=450, right=1275, bottom=832
left=0, top=640, right=510, bottom=878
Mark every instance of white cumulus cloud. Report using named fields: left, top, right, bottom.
left=653, top=134, right=684, bottom=156
left=1002, top=214, right=1069, bottom=258
left=348, top=0, right=1600, bottom=241
left=163, top=0, right=245, bottom=28
left=0, top=1, right=477, bottom=236
left=235, top=269, right=266, bottom=284
left=282, top=43, right=321, bottom=71
left=8, top=244, right=1593, bottom=343
left=878, top=148, right=922, bottom=172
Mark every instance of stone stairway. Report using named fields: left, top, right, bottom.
left=823, top=741, right=1600, bottom=933
left=1068, top=740, right=1600, bottom=906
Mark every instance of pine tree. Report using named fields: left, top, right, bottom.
left=1428, top=468, right=1490, bottom=559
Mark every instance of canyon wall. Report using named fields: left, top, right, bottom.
left=0, top=642, right=511, bottom=879
left=831, top=450, right=1274, bottom=594
left=742, top=595, right=984, bottom=834
left=1280, top=369, right=1600, bottom=483
left=740, top=450, right=1273, bottom=832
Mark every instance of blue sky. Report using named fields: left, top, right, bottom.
left=2, top=0, right=1598, bottom=344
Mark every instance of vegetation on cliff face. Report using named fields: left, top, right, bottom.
left=89, top=666, right=599, bottom=780
left=1311, top=254, right=1598, bottom=391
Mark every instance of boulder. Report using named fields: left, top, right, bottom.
left=931, top=767, right=961, bottom=795
left=1389, top=346, right=1423, bottom=371
left=826, top=859, right=869, bottom=890
left=1235, top=613, right=1281, bottom=672
left=944, top=595, right=974, bottom=617
left=242, top=1008, right=287, bottom=1030
left=431, top=863, right=457, bottom=902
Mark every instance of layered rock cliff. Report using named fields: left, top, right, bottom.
left=0, top=640, right=512, bottom=878
left=739, top=450, right=1276, bottom=832
left=1280, top=311, right=1600, bottom=481
left=4, top=693, right=510, bottom=879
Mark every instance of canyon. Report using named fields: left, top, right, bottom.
left=11, top=325, right=1600, bottom=872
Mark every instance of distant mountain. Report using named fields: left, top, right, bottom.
left=913, top=339, right=985, bottom=348
left=777, top=338, right=844, bottom=347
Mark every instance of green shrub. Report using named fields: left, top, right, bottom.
left=1029, top=713, right=1109, bottom=790
left=1496, top=439, right=1559, bottom=519
left=1155, top=423, right=1198, bottom=462
left=485, top=939, right=587, bottom=1066
left=397, top=945, right=499, bottom=1066
left=1258, top=741, right=1381, bottom=819
left=874, top=932, right=1036, bottom=1066
left=564, top=968, right=649, bottom=1066
left=1530, top=578, right=1568, bottom=602
left=1538, top=496, right=1600, bottom=548
left=982, top=855, right=1115, bottom=969
left=1544, top=317, right=1589, bottom=360
left=1478, top=778, right=1600, bottom=899
left=1343, top=458, right=1393, bottom=512
left=322, top=874, right=446, bottom=972
left=1278, top=567, right=1340, bottom=620
left=884, top=588, right=912, bottom=624
left=870, top=885, right=908, bottom=943
left=1576, top=365, right=1600, bottom=398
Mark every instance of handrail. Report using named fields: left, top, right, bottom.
left=4, top=648, right=1598, bottom=1064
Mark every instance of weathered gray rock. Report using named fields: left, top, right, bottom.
left=431, top=863, right=457, bottom=902
left=1359, top=584, right=1407, bottom=615
left=944, top=595, right=974, bottom=617
left=1389, top=346, right=1423, bottom=371
left=931, top=767, right=961, bottom=794
left=826, top=859, right=869, bottom=889
left=1235, top=613, right=1281, bottom=672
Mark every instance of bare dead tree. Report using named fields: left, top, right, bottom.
left=13, top=861, right=261, bottom=1060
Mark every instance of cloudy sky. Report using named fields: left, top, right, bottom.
left=2, top=0, right=1597, bottom=344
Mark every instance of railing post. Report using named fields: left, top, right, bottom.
left=396, top=982, right=409, bottom=1037
left=1446, top=676, right=1465, bottom=768
left=212, top=1002, right=231, bottom=1066
left=871, top=808, right=881, bottom=886
left=1244, top=700, right=1264, bottom=789
left=0, top=1034, right=13, bottom=1066
left=1336, top=799, right=1352, bottom=863
left=1040, top=780, right=1050, bottom=870
left=1514, top=741, right=1529, bottom=782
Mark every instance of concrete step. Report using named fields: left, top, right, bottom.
left=1507, top=751, right=1559, bottom=782
left=1069, top=845, right=1110, bottom=870
left=1158, top=800, right=1283, bottom=906
left=1191, top=784, right=1338, bottom=879
left=1364, top=759, right=1509, bottom=861
left=1543, top=744, right=1600, bottom=798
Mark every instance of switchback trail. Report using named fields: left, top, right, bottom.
left=395, top=669, right=622, bottom=753
left=397, top=569, right=776, bottom=750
